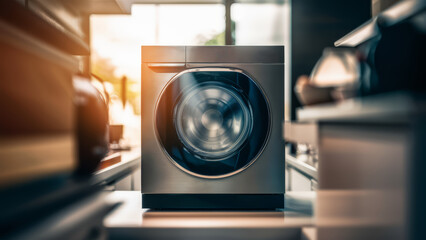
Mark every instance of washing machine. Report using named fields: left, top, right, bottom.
left=141, top=46, right=285, bottom=209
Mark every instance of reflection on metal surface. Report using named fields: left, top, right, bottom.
left=175, top=83, right=252, bottom=160
left=310, top=48, right=359, bottom=88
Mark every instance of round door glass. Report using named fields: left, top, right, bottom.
left=174, top=83, right=252, bottom=160
left=155, top=69, right=270, bottom=178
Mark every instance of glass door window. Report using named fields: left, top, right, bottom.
left=155, top=69, right=270, bottom=178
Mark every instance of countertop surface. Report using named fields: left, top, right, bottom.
left=94, top=148, right=141, bottom=186
left=297, top=91, right=426, bottom=123
left=104, top=191, right=315, bottom=240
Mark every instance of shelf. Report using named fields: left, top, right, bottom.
left=0, top=19, right=79, bottom=71
left=29, top=0, right=86, bottom=39
left=0, top=0, right=90, bottom=55
left=70, top=0, right=132, bottom=14
left=297, top=91, right=425, bottom=123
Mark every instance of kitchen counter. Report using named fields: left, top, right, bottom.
left=297, top=91, right=426, bottom=123
left=286, top=91, right=425, bottom=239
left=104, top=191, right=315, bottom=240
left=94, top=148, right=141, bottom=186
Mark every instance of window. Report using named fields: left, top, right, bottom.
left=232, top=3, right=286, bottom=45
left=90, top=1, right=289, bottom=122
left=91, top=4, right=225, bottom=84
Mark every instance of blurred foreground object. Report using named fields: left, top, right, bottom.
left=297, top=1, right=426, bottom=239
left=74, top=76, right=109, bottom=177
left=310, top=48, right=360, bottom=101
left=296, top=92, right=426, bottom=240
left=298, top=0, right=426, bottom=107
left=335, top=0, right=426, bottom=97
left=0, top=19, right=77, bottom=188
left=0, top=1, right=129, bottom=239
left=310, top=48, right=359, bottom=89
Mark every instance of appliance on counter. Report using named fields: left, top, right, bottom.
left=295, top=0, right=426, bottom=106
left=309, top=48, right=360, bottom=101
left=73, top=75, right=109, bottom=177
left=335, top=0, right=426, bottom=97
left=294, top=47, right=361, bottom=106
left=141, top=46, right=285, bottom=209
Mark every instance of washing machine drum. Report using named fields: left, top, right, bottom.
left=156, top=69, right=270, bottom=178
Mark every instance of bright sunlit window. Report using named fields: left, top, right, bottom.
left=90, top=3, right=288, bottom=125
left=90, top=4, right=226, bottom=144
left=91, top=4, right=225, bottom=85
left=232, top=3, right=286, bottom=45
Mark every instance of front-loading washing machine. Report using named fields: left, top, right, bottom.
left=141, top=46, right=285, bottom=209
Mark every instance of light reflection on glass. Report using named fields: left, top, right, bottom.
left=175, top=83, right=253, bottom=160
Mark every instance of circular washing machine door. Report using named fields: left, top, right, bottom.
left=155, top=68, right=270, bottom=178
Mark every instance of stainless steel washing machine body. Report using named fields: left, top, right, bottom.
left=141, top=46, right=285, bottom=209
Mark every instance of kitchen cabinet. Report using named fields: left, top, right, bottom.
left=294, top=92, right=426, bottom=240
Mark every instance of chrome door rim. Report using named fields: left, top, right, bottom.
left=154, top=67, right=271, bottom=179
